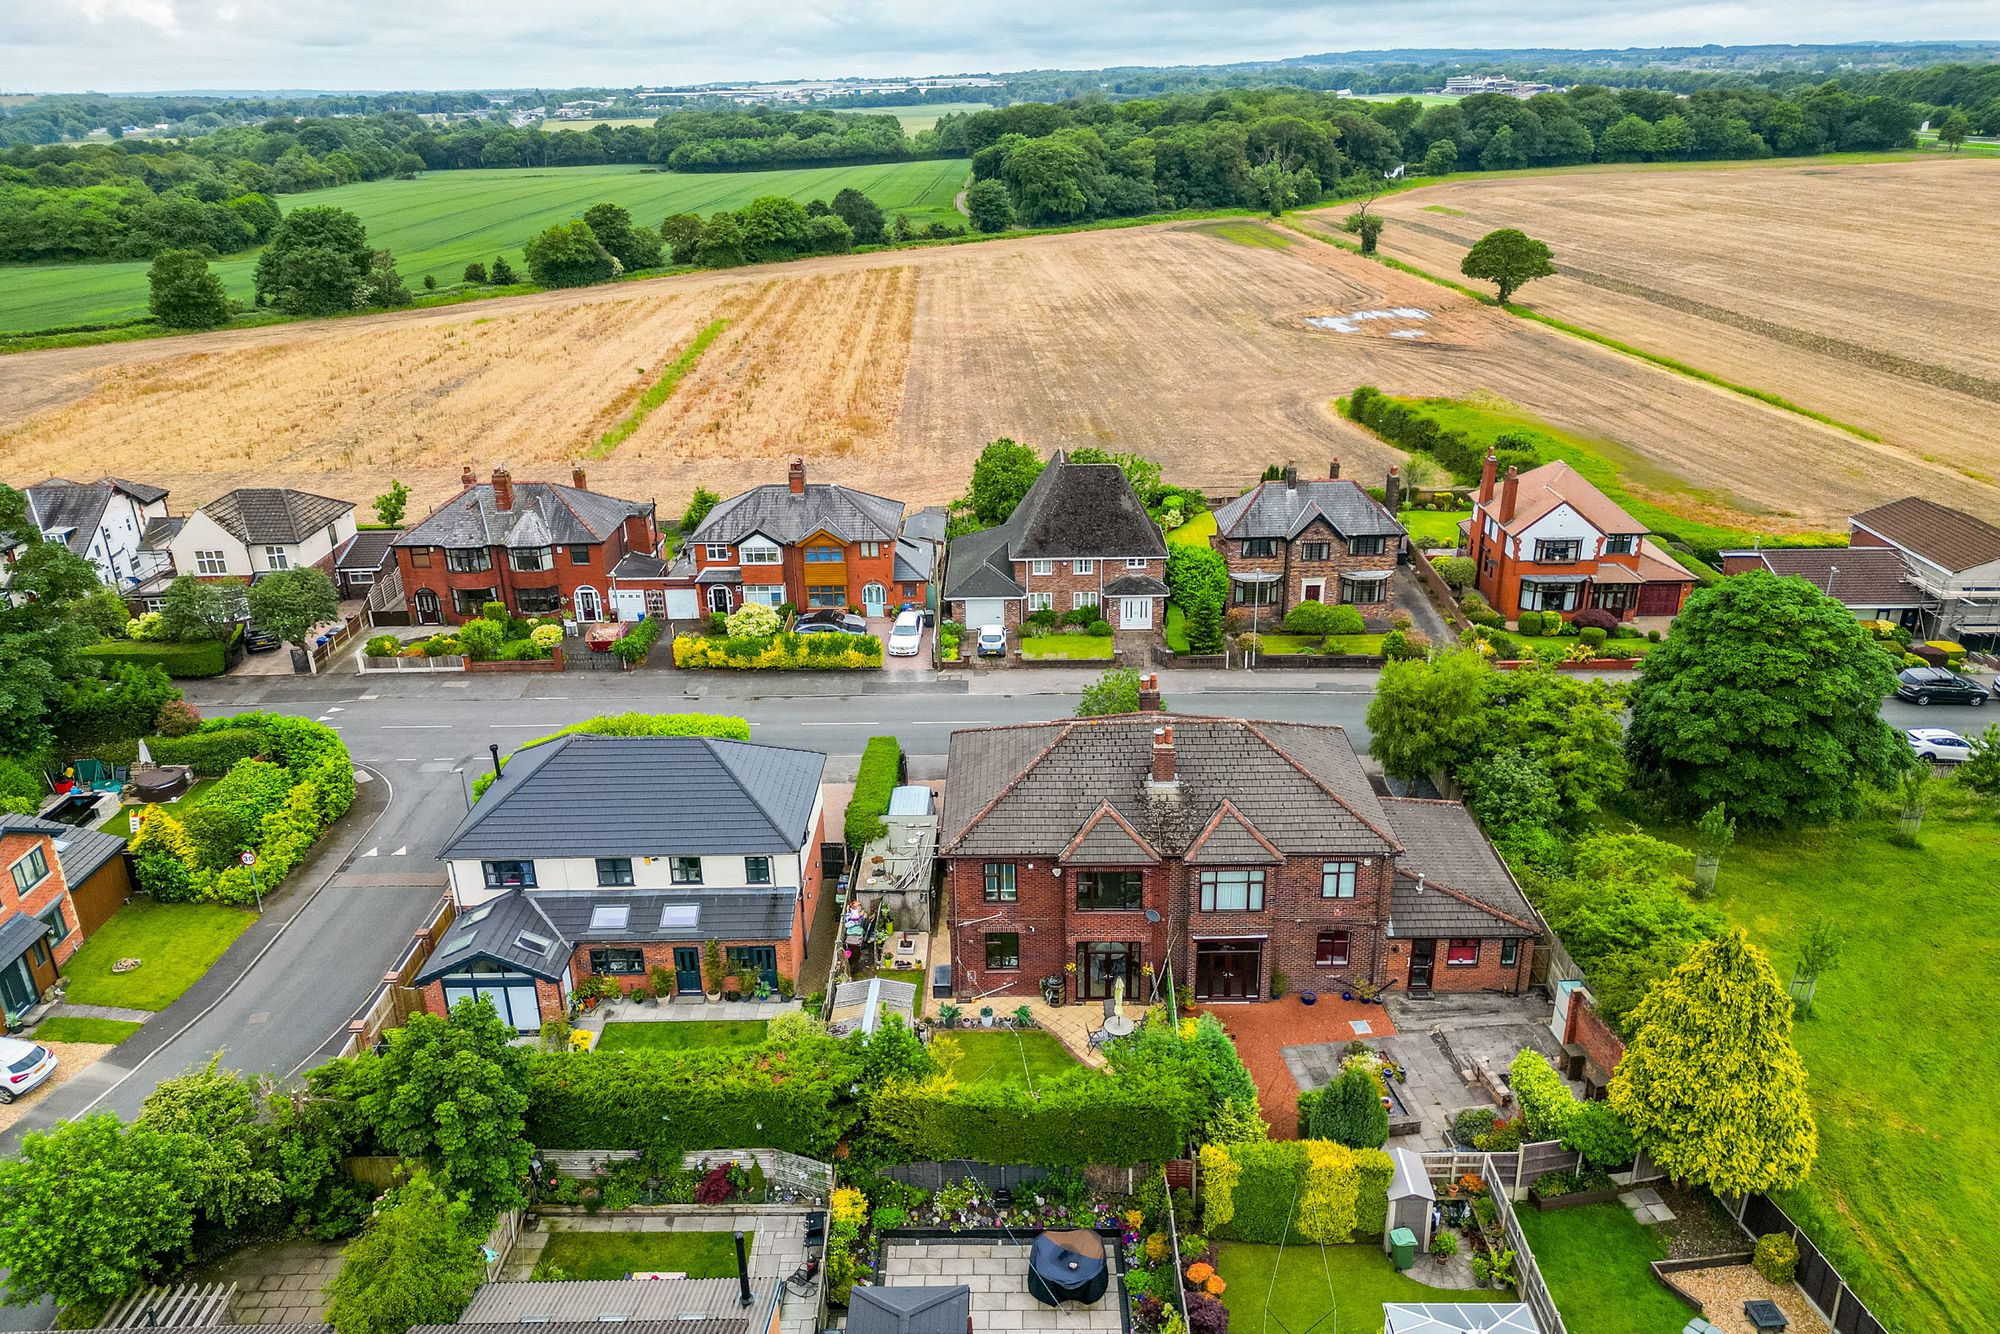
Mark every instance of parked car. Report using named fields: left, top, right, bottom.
left=0, top=1038, right=56, bottom=1104
left=976, top=625, right=1008, bottom=657
left=887, top=610, right=925, bottom=657
left=1895, top=666, right=1989, bottom=706
left=794, top=611, right=868, bottom=636
left=242, top=626, right=281, bottom=653
left=1907, top=728, right=1979, bottom=763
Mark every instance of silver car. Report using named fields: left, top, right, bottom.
left=887, top=610, right=925, bottom=657
left=0, top=1037, right=57, bottom=1104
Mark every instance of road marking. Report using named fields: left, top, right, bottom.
left=532, top=696, right=571, bottom=701
left=382, top=724, right=450, bottom=729
left=316, top=715, right=334, bottom=722
left=797, top=719, right=990, bottom=727
left=359, top=694, right=379, bottom=701
left=394, top=757, right=418, bottom=762
left=361, top=847, right=379, bottom=857
left=391, top=846, right=408, bottom=857
left=326, top=706, right=345, bottom=713
left=433, top=756, right=454, bottom=761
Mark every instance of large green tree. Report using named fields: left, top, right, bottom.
left=0, top=485, right=114, bottom=753
left=147, top=249, right=232, bottom=329
left=964, top=437, right=1045, bottom=527
left=581, top=202, right=661, bottom=270
left=136, top=1057, right=282, bottom=1231
left=660, top=212, right=702, bottom=265
left=523, top=220, right=619, bottom=288
left=830, top=187, right=887, bottom=245
left=1366, top=651, right=1497, bottom=785
left=1459, top=227, right=1555, bottom=303
left=246, top=568, right=340, bottom=671
left=965, top=178, right=1013, bottom=233
left=1625, top=570, right=1903, bottom=826
left=253, top=206, right=372, bottom=313
left=1609, top=929, right=1818, bottom=1195
left=1165, top=543, right=1229, bottom=654
left=156, top=574, right=235, bottom=642
left=324, top=1171, right=485, bottom=1334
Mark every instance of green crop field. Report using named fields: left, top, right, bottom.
left=835, top=102, right=994, bottom=133
left=0, top=158, right=971, bottom=333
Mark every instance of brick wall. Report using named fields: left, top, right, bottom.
left=1212, top=519, right=1397, bottom=616
left=1564, top=993, right=1626, bottom=1083
left=0, top=832, right=82, bottom=970
left=1008, top=558, right=1165, bottom=634
left=1382, top=935, right=1534, bottom=996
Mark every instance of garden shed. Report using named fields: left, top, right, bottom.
left=1382, top=1304, right=1540, bottom=1334
left=1383, top=1147, right=1435, bottom=1254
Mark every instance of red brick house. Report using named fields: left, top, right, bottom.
left=416, top=734, right=827, bottom=1031
left=1466, top=453, right=1694, bottom=623
left=0, top=817, right=130, bottom=1033
left=658, top=460, right=927, bottom=619
left=939, top=707, right=1539, bottom=1006
left=1209, top=464, right=1407, bottom=615
left=392, top=466, right=659, bottom=626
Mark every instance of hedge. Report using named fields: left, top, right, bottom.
left=1344, top=385, right=1542, bottom=485
left=82, top=639, right=227, bottom=678
left=1508, top=1050, right=1576, bottom=1141
left=845, top=736, right=901, bottom=847
left=869, top=1070, right=1200, bottom=1167
left=673, top=632, right=882, bottom=670
left=1199, top=1140, right=1393, bottom=1243
left=95, top=726, right=269, bottom=775
left=524, top=713, right=753, bottom=749
left=609, top=615, right=665, bottom=666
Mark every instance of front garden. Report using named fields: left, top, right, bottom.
left=1021, top=607, right=1117, bottom=658
left=58, top=901, right=255, bottom=1011
left=367, top=601, right=564, bottom=664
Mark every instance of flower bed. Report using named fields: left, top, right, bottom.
left=673, top=631, right=881, bottom=670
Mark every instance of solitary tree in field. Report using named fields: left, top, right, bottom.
left=524, top=220, right=619, bottom=288
left=1938, top=109, right=1971, bottom=151
left=1610, top=929, right=1818, bottom=1195
left=965, top=179, right=1013, bottom=233
left=147, top=249, right=232, bottom=329
left=461, top=261, right=488, bottom=285
left=1459, top=228, right=1554, bottom=304
left=488, top=255, right=518, bottom=285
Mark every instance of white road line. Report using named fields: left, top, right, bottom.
left=531, top=696, right=571, bottom=701
left=326, top=706, right=345, bottom=713
left=382, top=724, right=450, bottom=729
left=394, top=757, right=418, bottom=762
left=361, top=847, right=379, bottom=857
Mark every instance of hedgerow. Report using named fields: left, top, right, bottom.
left=81, top=639, right=227, bottom=678
left=845, top=736, right=901, bottom=847
left=673, top=631, right=881, bottom=670
left=1199, top=1139, right=1394, bottom=1242
left=868, top=1070, right=1201, bottom=1167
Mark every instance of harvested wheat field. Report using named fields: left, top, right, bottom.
left=1362, top=156, right=2000, bottom=497
left=3, top=182, right=1994, bottom=525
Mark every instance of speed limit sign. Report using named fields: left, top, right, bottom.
left=239, top=851, right=257, bottom=867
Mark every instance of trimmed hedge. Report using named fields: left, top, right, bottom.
left=95, top=725, right=269, bottom=775
left=1346, top=386, right=1543, bottom=485
left=83, top=639, right=227, bottom=678
left=610, top=615, right=665, bottom=666
left=673, top=631, right=881, bottom=670
left=845, top=736, right=901, bottom=847
left=1509, top=1050, right=1575, bottom=1141
left=1199, top=1139, right=1393, bottom=1243
left=869, top=1070, right=1201, bottom=1167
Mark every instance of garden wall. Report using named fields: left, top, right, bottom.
left=358, top=654, right=466, bottom=673
left=466, top=651, right=564, bottom=673
left=537, top=1147, right=834, bottom=1199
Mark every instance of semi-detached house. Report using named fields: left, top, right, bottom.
left=24, top=477, right=173, bottom=591
left=166, top=487, right=357, bottom=585
left=1208, top=464, right=1407, bottom=615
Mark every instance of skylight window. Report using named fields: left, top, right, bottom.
left=514, top=930, right=555, bottom=956
left=660, top=904, right=701, bottom=932
left=589, top=904, right=630, bottom=931
left=439, top=931, right=476, bottom=958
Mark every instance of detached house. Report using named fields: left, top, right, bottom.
left=1466, top=454, right=1693, bottom=622
left=940, top=709, right=1539, bottom=1007
left=418, top=734, right=827, bottom=1031
left=1209, top=464, right=1407, bottom=614
left=942, top=451, right=1169, bottom=640
left=167, top=487, right=357, bottom=584
left=0, top=817, right=130, bottom=1033
left=664, top=460, right=925, bottom=618
left=24, top=478, right=172, bottom=590
left=392, top=467, right=659, bottom=626
left=1848, top=497, right=2000, bottom=643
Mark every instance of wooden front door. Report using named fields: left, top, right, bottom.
left=1408, top=939, right=1436, bottom=993
left=1194, top=941, right=1262, bottom=1001
left=673, top=947, right=702, bottom=995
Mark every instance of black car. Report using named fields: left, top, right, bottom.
left=242, top=625, right=281, bottom=653
left=792, top=611, right=868, bottom=636
left=1895, top=666, right=1990, bottom=707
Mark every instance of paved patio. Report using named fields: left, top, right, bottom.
left=1378, top=992, right=1575, bottom=1148
left=575, top=996, right=803, bottom=1033
left=1005, top=998, right=1157, bottom=1068
left=1213, top=996, right=1398, bottom=1136
left=188, top=1239, right=344, bottom=1325
left=871, top=1240, right=1124, bottom=1332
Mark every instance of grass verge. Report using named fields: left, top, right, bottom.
left=1020, top=636, right=1115, bottom=660
left=59, top=902, right=256, bottom=1011
left=595, top=1019, right=768, bottom=1051
left=1516, top=1203, right=1689, bottom=1333
left=939, top=1029, right=1079, bottom=1089
left=1165, top=603, right=1192, bottom=654
left=30, top=1016, right=142, bottom=1045
left=1166, top=511, right=1218, bottom=548
left=533, top=1229, right=748, bottom=1280
left=586, top=318, right=729, bottom=459
left=1217, top=1241, right=1508, bottom=1333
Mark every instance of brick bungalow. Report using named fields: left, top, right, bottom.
left=939, top=707, right=1539, bottom=1006
left=416, top=734, right=826, bottom=1031
left=0, top=817, right=131, bottom=1033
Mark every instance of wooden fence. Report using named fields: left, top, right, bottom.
left=484, top=1209, right=524, bottom=1282
left=1420, top=1141, right=1664, bottom=1201
left=1728, top=1193, right=1890, bottom=1334
left=1483, top=1153, right=1568, bottom=1334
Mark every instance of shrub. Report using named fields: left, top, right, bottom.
left=456, top=618, right=503, bottom=661
left=94, top=725, right=268, bottom=775
left=1515, top=610, right=1545, bottom=636
left=1562, top=1099, right=1635, bottom=1169
left=671, top=632, right=879, bottom=670
left=1433, top=556, right=1476, bottom=590
left=869, top=1070, right=1198, bottom=1167
left=1199, top=1140, right=1393, bottom=1243
left=1508, top=1050, right=1576, bottom=1141
left=1578, top=626, right=1608, bottom=649
left=1452, top=1107, right=1498, bottom=1146
left=1753, top=1232, right=1799, bottom=1285
left=1087, top=619, right=1113, bottom=638
left=1284, top=601, right=1337, bottom=635
left=609, top=616, right=666, bottom=666
left=82, top=639, right=227, bottom=678
left=846, top=736, right=901, bottom=847
left=1063, top=606, right=1099, bottom=629
left=364, top=635, right=402, bottom=658
left=1572, top=607, right=1619, bottom=635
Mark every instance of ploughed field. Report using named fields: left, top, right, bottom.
left=1362, top=156, right=2000, bottom=496
left=3, top=162, right=1994, bottom=523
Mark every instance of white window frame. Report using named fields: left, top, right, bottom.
left=1026, top=591, right=1053, bottom=612
left=509, top=546, right=553, bottom=572
left=1073, top=558, right=1095, bottom=574
left=740, top=542, right=781, bottom=565
left=1030, top=559, right=1054, bottom=576
left=745, top=586, right=784, bottom=607
left=1072, top=591, right=1100, bottom=610
left=194, top=550, right=227, bottom=575
left=264, top=546, right=290, bottom=571
left=859, top=541, right=882, bottom=558
left=704, top=544, right=733, bottom=562
left=1127, top=557, right=1149, bottom=569
left=1321, top=861, right=1357, bottom=899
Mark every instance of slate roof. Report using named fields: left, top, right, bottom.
left=1382, top=799, right=1538, bottom=938
left=1103, top=572, right=1169, bottom=597
left=413, top=891, right=569, bottom=983
left=847, top=1286, right=973, bottom=1334
left=691, top=479, right=903, bottom=546
left=611, top=551, right=671, bottom=580
left=461, top=1280, right=764, bottom=1323
left=0, top=914, right=50, bottom=966
left=1059, top=801, right=1161, bottom=865
left=1727, top=545, right=1923, bottom=607
left=202, top=488, right=354, bottom=544
left=0, top=816, right=128, bottom=888
left=532, top=889, right=796, bottom=943
left=24, top=480, right=112, bottom=554
left=1850, top=496, right=2000, bottom=573
left=332, top=528, right=401, bottom=572
left=1185, top=800, right=1284, bottom=865
left=1212, top=478, right=1405, bottom=542
left=104, top=477, right=168, bottom=504
left=942, top=716, right=1398, bottom=861
left=901, top=505, right=949, bottom=544
left=436, top=735, right=825, bottom=860
left=140, top=516, right=184, bottom=551
left=397, top=481, right=648, bottom=550
left=942, top=451, right=1167, bottom=601
left=893, top=536, right=935, bottom=584
left=1489, top=460, right=1644, bottom=537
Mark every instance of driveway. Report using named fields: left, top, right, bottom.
left=1378, top=991, right=1575, bottom=1149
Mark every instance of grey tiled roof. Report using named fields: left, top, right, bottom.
left=104, top=477, right=168, bottom=504
left=942, top=451, right=1166, bottom=600
left=437, top=735, right=825, bottom=860
left=893, top=536, right=935, bottom=584
left=0, top=914, right=50, bottom=965
left=942, top=716, right=1398, bottom=861
left=1212, top=479, right=1405, bottom=542
left=462, top=1280, right=766, bottom=1323
left=901, top=505, right=949, bottom=544
left=1850, top=496, right=2000, bottom=573
left=1737, top=546, right=1924, bottom=607
left=691, top=480, right=903, bottom=546
left=202, top=488, right=354, bottom=544
left=941, top=524, right=1023, bottom=601
left=397, top=481, right=647, bottom=550
left=0, top=816, right=128, bottom=890
left=1185, top=801, right=1282, bottom=865
left=25, top=480, right=111, bottom=554
left=1103, top=572, right=1168, bottom=596
left=413, top=891, right=569, bottom=983
left=849, top=1286, right=972, bottom=1334
left=532, top=889, right=795, bottom=943
left=332, top=528, right=402, bottom=572
left=611, top=551, right=670, bottom=579
left=1383, top=799, right=1537, bottom=938
left=140, top=516, right=184, bottom=550
left=1059, top=801, right=1161, bottom=865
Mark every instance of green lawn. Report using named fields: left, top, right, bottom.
left=1217, top=1241, right=1507, bottom=1334
left=0, top=158, right=971, bottom=332
left=29, top=1015, right=142, bottom=1044
left=1166, top=511, right=1219, bottom=548
left=1516, top=1204, right=1689, bottom=1334
left=1399, top=507, right=1471, bottom=547
left=96, top=780, right=218, bottom=839
left=60, top=902, right=256, bottom=1011
left=1021, top=636, right=1115, bottom=660
left=940, top=1029, right=1079, bottom=1088
left=1166, top=603, right=1192, bottom=654
left=1663, top=813, right=2000, bottom=1334
left=1254, top=633, right=1386, bottom=656
left=595, top=1020, right=768, bottom=1051
left=533, top=1229, right=749, bottom=1280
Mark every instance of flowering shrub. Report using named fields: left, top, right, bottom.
left=1203, top=1275, right=1226, bottom=1296
left=1184, top=1262, right=1213, bottom=1284
left=694, top=1164, right=733, bottom=1204
left=673, top=631, right=881, bottom=670
left=154, top=697, right=202, bottom=737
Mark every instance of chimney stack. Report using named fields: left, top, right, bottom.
left=1150, top=725, right=1176, bottom=785
left=1499, top=465, right=1520, bottom=523
left=492, top=466, right=514, bottom=513
left=1478, top=451, right=1498, bottom=507
left=1137, top=673, right=1163, bottom=712
left=1283, top=462, right=1298, bottom=489
left=1385, top=465, right=1403, bottom=514
left=572, top=465, right=588, bottom=491
left=1328, top=458, right=1341, bottom=480
left=461, top=464, right=476, bottom=490
left=788, top=458, right=806, bottom=495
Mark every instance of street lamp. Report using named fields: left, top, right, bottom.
left=1825, top=566, right=1840, bottom=602
left=452, top=766, right=471, bottom=810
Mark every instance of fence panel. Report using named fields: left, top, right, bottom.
left=1728, top=1192, right=1890, bottom=1334
left=1483, top=1153, right=1567, bottom=1334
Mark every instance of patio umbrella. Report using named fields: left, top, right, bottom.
left=137, top=738, right=153, bottom=766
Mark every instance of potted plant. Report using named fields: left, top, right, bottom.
left=628, top=984, right=655, bottom=1007
left=937, top=1004, right=961, bottom=1029
left=1430, top=1231, right=1458, bottom=1267
left=1486, top=1249, right=1515, bottom=1290
left=1012, top=1004, right=1034, bottom=1028
left=702, top=940, right=724, bottom=1002
left=1300, top=990, right=1318, bottom=1006
left=979, top=1005, right=994, bottom=1027
left=1469, top=1254, right=1491, bottom=1288
left=1040, top=975, right=1064, bottom=1006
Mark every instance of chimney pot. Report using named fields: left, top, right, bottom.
left=1478, top=451, right=1498, bottom=507
left=461, top=464, right=476, bottom=490
left=1328, top=458, right=1340, bottom=479
left=1151, top=724, right=1177, bottom=785
left=572, top=465, right=588, bottom=491
left=492, top=466, right=513, bottom=512
left=1499, top=466, right=1520, bottom=523
left=788, top=458, right=806, bottom=495
left=1137, top=673, right=1162, bottom=712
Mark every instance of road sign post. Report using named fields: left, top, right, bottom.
left=240, top=850, right=262, bottom=912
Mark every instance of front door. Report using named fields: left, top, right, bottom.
left=0, top=956, right=36, bottom=1023
left=673, top=947, right=702, bottom=995
left=707, top=585, right=733, bottom=615
left=1120, top=597, right=1154, bottom=629
left=413, top=588, right=442, bottom=625
left=573, top=587, right=602, bottom=622
left=1301, top=580, right=1325, bottom=605
left=1408, top=940, right=1436, bottom=993
left=727, top=945, right=778, bottom=992
left=862, top=583, right=887, bottom=616
left=1194, top=942, right=1262, bottom=1001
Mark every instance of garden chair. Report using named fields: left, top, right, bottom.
left=1086, top=1025, right=1113, bottom=1052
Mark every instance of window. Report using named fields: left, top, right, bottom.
left=37, top=900, right=67, bottom=944
left=1604, top=534, right=1639, bottom=555
left=1300, top=542, right=1331, bottom=562
left=1074, top=869, right=1145, bottom=912
left=568, top=545, right=591, bottom=564
left=516, top=586, right=562, bottom=614
left=1243, top=538, right=1278, bottom=558
left=985, top=932, right=1020, bottom=970
left=596, top=858, right=634, bottom=887
left=142, top=597, right=166, bottom=614
left=194, top=549, right=228, bottom=575
left=452, top=587, right=497, bottom=615
left=1316, top=931, right=1350, bottom=967
left=1198, top=869, right=1265, bottom=912
left=860, top=541, right=883, bottom=558
left=481, top=860, right=536, bottom=888
left=983, top=863, right=1017, bottom=902
left=264, top=546, right=290, bottom=571
left=1233, top=580, right=1279, bottom=606
left=745, top=855, right=773, bottom=885
left=806, top=586, right=846, bottom=609
left=1591, top=583, right=1634, bottom=613
left=1030, top=559, right=1054, bottom=576
left=1501, top=939, right=1519, bottom=967
left=744, top=586, right=783, bottom=608
left=590, top=946, right=646, bottom=975
left=1073, top=558, right=1095, bottom=574
left=1127, top=557, right=1148, bottom=569
left=445, top=547, right=492, bottom=573
left=1349, top=535, right=1386, bottom=557
left=704, top=544, right=732, bottom=561
left=10, top=845, right=49, bottom=894
left=1321, top=862, right=1356, bottom=898
left=510, top=546, right=553, bottom=572
left=741, top=544, right=781, bottom=565
left=805, top=546, right=842, bottom=563
left=1072, top=591, right=1099, bottom=611
left=1027, top=592, right=1053, bottom=612
left=1534, top=539, right=1582, bottom=563
left=410, top=547, right=434, bottom=568
left=1446, top=939, right=1481, bottom=966
left=1339, top=575, right=1387, bottom=605
left=669, top=856, right=703, bottom=885
left=589, top=903, right=631, bottom=931
left=1519, top=579, right=1580, bottom=613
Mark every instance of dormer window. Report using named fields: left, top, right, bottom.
left=740, top=540, right=781, bottom=565
left=1604, top=534, right=1639, bottom=555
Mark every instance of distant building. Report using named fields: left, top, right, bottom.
left=1440, top=76, right=1559, bottom=99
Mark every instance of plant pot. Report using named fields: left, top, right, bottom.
left=1341, top=990, right=1353, bottom=1002
left=704, top=990, right=720, bottom=1003
left=723, top=990, right=741, bottom=1002
left=1300, top=991, right=1317, bottom=1006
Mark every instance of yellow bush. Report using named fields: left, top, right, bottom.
left=1198, top=1142, right=1241, bottom=1232
left=832, top=1186, right=868, bottom=1227
left=1295, top=1140, right=1360, bottom=1243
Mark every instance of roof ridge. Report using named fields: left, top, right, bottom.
left=1186, top=797, right=1285, bottom=861
left=1401, top=874, right=1538, bottom=932
left=1237, top=719, right=1402, bottom=850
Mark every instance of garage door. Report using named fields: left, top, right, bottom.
left=612, top=588, right=649, bottom=621
left=962, top=598, right=1006, bottom=629
left=663, top=588, right=700, bottom=620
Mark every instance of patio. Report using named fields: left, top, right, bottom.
left=999, top=997, right=1157, bottom=1068
left=1211, top=995, right=1399, bottom=1136
left=865, top=1239, right=1125, bottom=1333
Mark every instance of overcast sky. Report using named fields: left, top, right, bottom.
left=5, top=0, right=1995, bottom=94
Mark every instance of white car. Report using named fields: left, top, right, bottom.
left=887, top=610, right=925, bottom=657
left=1907, top=728, right=1978, bottom=763
left=976, top=624, right=1008, bottom=657
left=0, top=1038, right=57, bottom=1104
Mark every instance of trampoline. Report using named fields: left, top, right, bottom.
left=1027, top=1229, right=1109, bottom=1307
